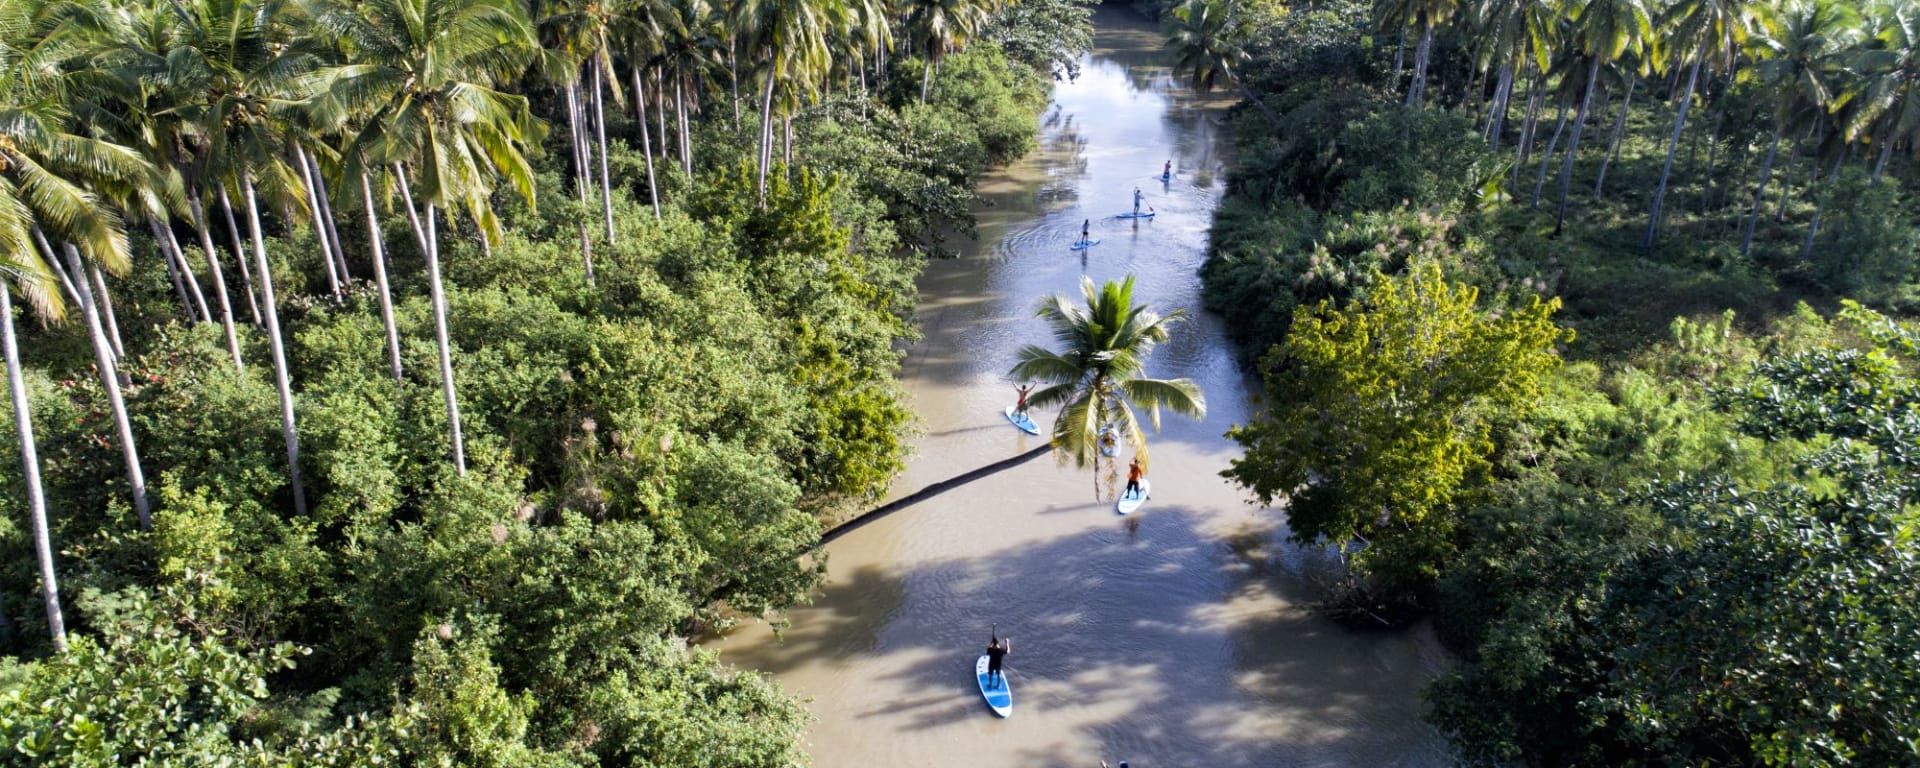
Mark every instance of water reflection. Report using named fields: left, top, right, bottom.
left=707, top=7, right=1449, bottom=766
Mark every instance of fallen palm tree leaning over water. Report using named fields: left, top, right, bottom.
left=816, top=445, right=1055, bottom=548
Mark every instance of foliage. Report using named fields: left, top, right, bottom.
left=1010, top=276, right=1207, bottom=495
left=1225, top=258, right=1571, bottom=588
left=1430, top=305, right=1920, bottom=766
left=984, top=0, right=1097, bottom=81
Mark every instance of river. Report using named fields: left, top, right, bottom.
left=707, top=8, right=1451, bottom=766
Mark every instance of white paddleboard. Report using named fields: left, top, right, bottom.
left=1116, top=478, right=1151, bottom=515
left=976, top=654, right=1012, bottom=717
left=1003, top=406, right=1041, bottom=435
left=1070, top=238, right=1101, bottom=250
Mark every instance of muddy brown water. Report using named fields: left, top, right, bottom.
left=707, top=9, right=1451, bottom=766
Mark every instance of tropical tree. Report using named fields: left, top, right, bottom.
left=1164, top=0, right=1275, bottom=120
left=1224, top=259, right=1570, bottom=588
left=313, top=0, right=543, bottom=477
left=1010, top=276, right=1206, bottom=499
left=1, top=0, right=156, bottom=531
left=1839, top=3, right=1919, bottom=183
left=1741, top=0, right=1856, bottom=257
left=1376, top=0, right=1462, bottom=108
left=1641, top=0, right=1774, bottom=250
left=732, top=0, right=843, bottom=196
left=901, top=0, right=994, bottom=103
left=1552, top=0, right=1653, bottom=236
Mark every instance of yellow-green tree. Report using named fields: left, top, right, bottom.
left=1225, top=259, right=1571, bottom=587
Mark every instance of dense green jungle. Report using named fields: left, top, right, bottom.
left=0, top=0, right=1088, bottom=761
left=1181, top=0, right=1920, bottom=763
left=2, top=0, right=1917, bottom=761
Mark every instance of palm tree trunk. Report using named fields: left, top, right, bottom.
left=1740, top=118, right=1785, bottom=259
left=1595, top=74, right=1634, bottom=198
left=1871, top=139, right=1892, bottom=184
left=422, top=202, right=467, bottom=476
left=88, top=266, right=127, bottom=364
left=1777, top=122, right=1819, bottom=221
left=632, top=66, right=662, bottom=220
left=33, top=229, right=83, bottom=314
left=564, top=78, right=596, bottom=284
left=56, top=239, right=151, bottom=529
left=921, top=54, right=935, bottom=104
left=153, top=218, right=211, bottom=323
left=1393, top=32, right=1406, bottom=83
left=360, top=173, right=404, bottom=379
left=217, top=186, right=264, bottom=326
left=758, top=72, right=778, bottom=198
left=730, top=35, right=742, bottom=130
left=239, top=172, right=309, bottom=517
left=676, top=73, right=692, bottom=175
left=311, top=156, right=351, bottom=284
left=394, top=163, right=432, bottom=257
left=783, top=114, right=793, bottom=173
left=655, top=69, right=670, bottom=163
left=1, top=286, right=67, bottom=652
left=1641, top=50, right=1704, bottom=251
left=1514, top=73, right=1544, bottom=184
left=1554, top=58, right=1603, bottom=236
left=1532, top=92, right=1571, bottom=207
left=592, top=59, right=617, bottom=246
left=156, top=225, right=194, bottom=320
left=187, top=192, right=244, bottom=372
left=296, top=146, right=343, bottom=302
left=1800, top=149, right=1845, bottom=261
left=1487, top=64, right=1513, bottom=149
left=1407, top=21, right=1435, bottom=108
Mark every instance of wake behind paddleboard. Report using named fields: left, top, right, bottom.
left=1004, top=406, right=1041, bottom=435
left=976, top=655, right=1012, bottom=717
left=1070, top=238, right=1101, bottom=250
left=1116, top=478, right=1151, bottom=515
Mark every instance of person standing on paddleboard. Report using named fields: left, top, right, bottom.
left=1081, top=218, right=1091, bottom=244
left=1125, top=457, right=1144, bottom=499
left=1132, top=187, right=1144, bottom=215
left=1015, top=383, right=1034, bottom=415
left=986, top=635, right=1011, bottom=687
left=1163, top=158, right=1172, bottom=178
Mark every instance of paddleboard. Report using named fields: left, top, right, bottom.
left=1070, top=238, right=1101, bottom=250
left=1159, top=173, right=1171, bottom=182
left=1116, top=478, right=1151, bottom=515
left=975, top=654, right=1012, bottom=717
left=1116, top=211, right=1156, bottom=219
left=1003, top=406, right=1041, bottom=435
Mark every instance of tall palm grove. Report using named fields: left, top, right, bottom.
left=0, top=0, right=1085, bottom=761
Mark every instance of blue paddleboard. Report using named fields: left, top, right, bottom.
left=1116, top=479, right=1151, bottom=515
left=1070, top=238, right=1101, bottom=250
left=976, top=655, right=1012, bottom=717
left=1004, top=406, right=1041, bottom=435
left=1116, top=211, right=1156, bottom=219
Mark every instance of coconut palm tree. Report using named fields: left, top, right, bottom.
left=0, top=2, right=157, bottom=531
left=1164, top=0, right=1275, bottom=120
left=1640, top=0, right=1774, bottom=250
left=1551, top=0, right=1653, bottom=236
left=1742, top=0, right=1856, bottom=257
left=313, top=0, right=542, bottom=477
left=1376, top=0, right=1462, bottom=108
left=901, top=0, right=993, bottom=103
left=1010, top=276, right=1207, bottom=499
left=1, top=251, right=67, bottom=652
left=1839, top=3, right=1918, bottom=183
left=732, top=0, right=843, bottom=196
